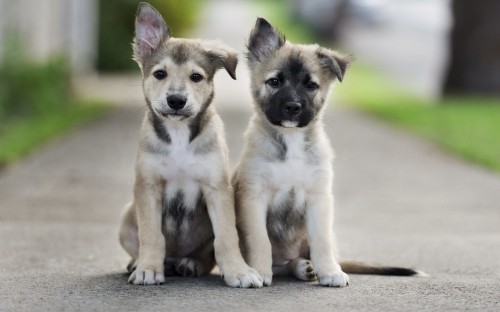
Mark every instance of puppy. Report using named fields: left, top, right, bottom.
left=119, top=3, right=262, bottom=288
left=233, top=18, right=422, bottom=287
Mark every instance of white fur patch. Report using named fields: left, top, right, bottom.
left=141, top=122, right=222, bottom=206
left=254, top=130, right=330, bottom=204
left=281, top=120, right=298, bottom=128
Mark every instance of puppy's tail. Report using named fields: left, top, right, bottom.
left=340, top=261, right=428, bottom=277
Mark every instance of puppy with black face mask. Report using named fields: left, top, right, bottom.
left=119, top=3, right=262, bottom=288
left=233, top=18, right=422, bottom=287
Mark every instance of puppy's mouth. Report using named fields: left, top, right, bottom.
left=158, top=111, right=190, bottom=121
left=267, top=116, right=300, bottom=128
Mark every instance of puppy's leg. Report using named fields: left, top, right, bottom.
left=271, top=264, right=288, bottom=276
left=128, top=178, right=166, bottom=285
left=202, top=184, right=263, bottom=288
left=238, top=192, right=274, bottom=286
left=272, top=259, right=316, bottom=281
left=306, top=193, right=349, bottom=287
left=119, top=202, right=139, bottom=273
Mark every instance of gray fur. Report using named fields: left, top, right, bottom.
left=148, top=110, right=171, bottom=144
left=266, top=189, right=306, bottom=248
left=188, top=92, right=214, bottom=143
left=161, top=191, right=214, bottom=258
left=267, top=125, right=288, bottom=161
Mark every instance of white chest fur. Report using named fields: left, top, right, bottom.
left=256, top=130, right=330, bottom=208
left=141, top=123, right=220, bottom=208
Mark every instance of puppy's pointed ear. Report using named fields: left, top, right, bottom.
left=316, top=48, right=352, bottom=82
left=205, top=43, right=239, bottom=80
left=247, top=18, right=285, bottom=61
left=133, top=2, right=170, bottom=63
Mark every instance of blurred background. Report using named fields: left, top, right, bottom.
left=0, top=0, right=499, bottom=171
left=1, top=2, right=500, bottom=308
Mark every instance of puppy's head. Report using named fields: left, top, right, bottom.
left=133, top=3, right=238, bottom=121
left=247, top=18, right=351, bottom=128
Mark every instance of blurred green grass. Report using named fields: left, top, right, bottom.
left=0, top=39, right=108, bottom=168
left=254, top=0, right=314, bottom=44
left=257, top=0, right=500, bottom=172
left=0, top=102, right=107, bottom=168
left=338, top=64, right=500, bottom=172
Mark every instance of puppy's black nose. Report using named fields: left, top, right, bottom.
left=167, top=95, right=187, bottom=110
left=283, top=102, right=302, bottom=117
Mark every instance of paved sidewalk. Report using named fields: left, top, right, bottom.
left=1, top=1, right=500, bottom=311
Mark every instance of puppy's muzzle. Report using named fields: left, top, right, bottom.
left=167, top=94, right=187, bottom=110
left=283, top=102, right=302, bottom=119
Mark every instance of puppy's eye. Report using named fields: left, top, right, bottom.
left=266, top=78, right=280, bottom=88
left=305, top=81, right=319, bottom=91
left=190, top=73, right=204, bottom=82
left=153, top=70, right=167, bottom=80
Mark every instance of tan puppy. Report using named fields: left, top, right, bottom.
left=119, top=3, right=262, bottom=288
left=233, top=18, right=422, bottom=287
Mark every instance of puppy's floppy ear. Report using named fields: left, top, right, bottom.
left=247, top=18, right=285, bottom=61
left=133, top=2, right=170, bottom=63
left=316, top=48, right=352, bottom=82
left=204, top=43, right=239, bottom=80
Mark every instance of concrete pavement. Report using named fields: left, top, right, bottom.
left=1, top=0, right=500, bottom=311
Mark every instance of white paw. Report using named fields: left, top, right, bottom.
left=223, top=266, right=264, bottom=288
left=262, top=273, right=273, bottom=287
left=254, top=266, right=272, bottom=286
left=128, top=269, right=166, bottom=285
left=294, top=259, right=317, bottom=281
left=318, top=271, right=349, bottom=287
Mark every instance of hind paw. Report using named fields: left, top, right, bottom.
left=175, top=258, right=200, bottom=277
left=293, top=259, right=317, bottom=281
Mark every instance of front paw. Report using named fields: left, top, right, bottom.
left=223, top=265, right=264, bottom=288
left=250, top=266, right=272, bottom=286
left=256, top=267, right=273, bottom=287
left=258, top=269, right=273, bottom=287
left=128, top=268, right=166, bottom=285
left=317, top=271, right=349, bottom=287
